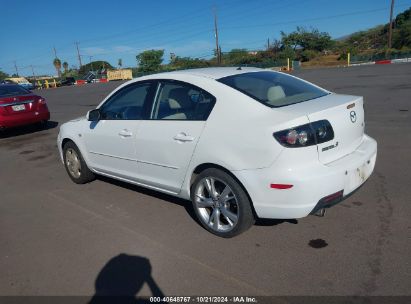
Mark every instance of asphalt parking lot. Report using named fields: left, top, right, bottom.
left=0, top=64, right=410, bottom=297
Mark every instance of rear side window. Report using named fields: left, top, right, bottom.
left=0, top=85, right=30, bottom=97
left=151, top=81, right=216, bottom=120
left=218, top=71, right=328, bottom=107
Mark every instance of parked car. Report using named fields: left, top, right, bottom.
left=4, top=77, right=35, bottom=90
left=57, top=67, right=377, bottom=238
left=60, top=77, right=76, bottom=86
left=0, top=79, right=15, bottom=84
left=0, top=84, right=50, bottom=130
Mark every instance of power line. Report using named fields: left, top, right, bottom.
left=220, top=4, right=411, bottom=31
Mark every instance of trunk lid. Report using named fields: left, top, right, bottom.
left=307, top=94, right=364, bottom=164
left=283, top=93, right=365, bottom=164
left=0, top=94, right=40, bottom=116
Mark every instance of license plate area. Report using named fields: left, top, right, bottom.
left=12, top=104, right=26, bottom=111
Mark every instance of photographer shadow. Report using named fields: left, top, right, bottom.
left=89, top=253, right=165, bottom=304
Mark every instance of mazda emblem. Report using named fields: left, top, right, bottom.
left=350, top=111, right=357, bottom=123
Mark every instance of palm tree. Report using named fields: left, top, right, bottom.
left=63, top=61, right=69, bottom=74
left=53, top=58, right=62, bottom=78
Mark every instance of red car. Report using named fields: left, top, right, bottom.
left=0, top=84, right=50, bottom=130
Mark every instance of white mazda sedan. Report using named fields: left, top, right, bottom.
left=57, top=67, right=377, bottom=237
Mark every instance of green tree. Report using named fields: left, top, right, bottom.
left=79, top=61, right=114, bottom=76
left=53, top=58, right=62, bottom=78
left=171, top=56, right=210, bottom=69
left=224, top=49, right=256, bottom=65
left=136, top=49, right=164, bottom=72
left=0, top=69, right=9, bottom=81
left=281, top=27, right=333, bottom=52
left=63, top=61, right=69, bottom=73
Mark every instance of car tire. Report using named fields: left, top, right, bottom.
left=63, top=141, right=95, bottom=184
left=191, top=168, right=255, bottom=238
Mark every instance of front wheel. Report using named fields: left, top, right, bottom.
left=191, top=168, right=255, bottom=238
left=63, top=141, right=95, bottom=184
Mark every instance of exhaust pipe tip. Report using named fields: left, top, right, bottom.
left=314, top=208, right=326, bottom=217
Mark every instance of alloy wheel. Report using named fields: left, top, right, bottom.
left=194, top=177, right=239, bottom=233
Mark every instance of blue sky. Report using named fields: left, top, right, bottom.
left=1, top=0, right=410, bottom=76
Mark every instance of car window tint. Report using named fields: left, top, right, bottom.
left=218, top=71, right=329, bottom=107
left=0, top=85, right=30, bottom=97
left=151, top=82, right=215, bottom=121
left=100, top=83, right=152, bottom=120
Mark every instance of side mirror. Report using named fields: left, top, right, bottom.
left=87, top=109, right=101, bottom=121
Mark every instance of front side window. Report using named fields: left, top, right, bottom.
left=218, top=71, right=329, bottom=107
left=151, top=81, right=215, bottom=120
left=100, top=82, right=153, bottom=120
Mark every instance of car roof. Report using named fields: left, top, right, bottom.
left=146, top=67, right=266, bottom=80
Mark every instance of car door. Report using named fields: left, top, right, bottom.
left=83, top=81, right=156, bottom=180
left=134, top=80, right=216, bottom=193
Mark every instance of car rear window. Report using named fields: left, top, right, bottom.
left=217, top=71, right=329, bottom=107
left=0, top=85, right=30, bottom=98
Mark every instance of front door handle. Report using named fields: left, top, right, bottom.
left=173, top=132, right=195, bottom=142
left=118, top=129, right=133, bottom=137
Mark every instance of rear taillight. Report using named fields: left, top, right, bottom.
left=273, top=120, right=334, bottom=148
left=38, top=98, right=46, bottom=104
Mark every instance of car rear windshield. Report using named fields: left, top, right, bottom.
left=0, top=85, right=30, bottom=98
left=217, top=71, right=329, bottom=107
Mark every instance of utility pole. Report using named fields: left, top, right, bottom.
left=388, top=0, right=395, bottom=49
left=30, top=65, right=36, bottom=80
left=267, top=38, right=270, bottom=50
left=213, top=7, right=221, bottom=65
left=89, top=56, right=94, bottom=72
left=13, top=61, right=19, bottom=76
left=75, top=42, right=82, bottom=68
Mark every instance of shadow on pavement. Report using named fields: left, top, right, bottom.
left=96, top=175, right=200, bottom=225
left=0, top=120, right=58, bottom=139
left=255, top=218, right=298, bottom=226
left=96, top=176, right=297, bottom=229
left=89, top=253, right=165, bottom=304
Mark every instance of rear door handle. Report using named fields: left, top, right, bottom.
left=173, top=132, right=195, bottom=142
left=118, top=129, right=133, bottom=137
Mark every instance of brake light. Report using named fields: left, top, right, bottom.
left=273, top=120, right=334, bottom=148
left=38, top=98, right=46, bottom=104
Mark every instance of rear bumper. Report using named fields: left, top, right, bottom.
left=233, top=134, right=377, bottom=219
left=0, top=110, right=50, bottom=128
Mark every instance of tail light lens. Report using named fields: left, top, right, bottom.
left=273, top=120, right=334, bottom=148
left=38, top=97, right=46, bottom=104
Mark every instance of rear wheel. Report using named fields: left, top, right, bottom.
left=191, top=168, right=255, bottom=238
left=63, top=141, right=95, bottom=184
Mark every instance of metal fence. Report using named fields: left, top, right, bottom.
left=351, top=50, right=411, bottom=63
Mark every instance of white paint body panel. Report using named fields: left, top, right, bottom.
left=57, top=67, right=377, bottom=219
